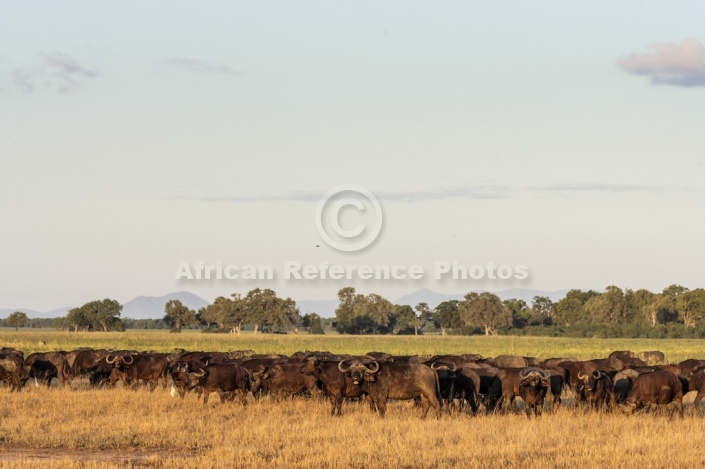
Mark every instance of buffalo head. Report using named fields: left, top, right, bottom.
left=338, top=360, right=380, bottom=384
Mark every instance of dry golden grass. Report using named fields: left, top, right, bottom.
left=2, top=331, right=705, bottom=467
left=1, top=384, right=705, bottom=468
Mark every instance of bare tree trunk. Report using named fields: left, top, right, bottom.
left=441, top=326, right=446, bottom=336
left=253, top=323, right=259, bottom=334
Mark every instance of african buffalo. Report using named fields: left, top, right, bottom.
left=186, top=363, right=255, bottom=404
left=0, top=349, right=24, bottom=391
left=260, top=362, right=322, bottom=398
left=299, top=357, right=364, bottom=416
left=638, top=351, right=665, bottom=366
left=579, top=370, right=613, bottom=411
left=625, top=370, right=683, bottom=417
left=518, top=367, right=550, bottom=417
left=494, top=355, right=529, bottom=369
left=426, top=361, right=481, bottom=414
left=71, top=349, right=111, bottom=378
left=689, top=368, right=705, bottom=408
left=339, top=360, right=441, bottom=418
left=23, top=352, right=71, bottom=386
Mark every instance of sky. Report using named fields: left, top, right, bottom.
left=1, top=1, right=704, bottom=311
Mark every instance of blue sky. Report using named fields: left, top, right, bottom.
left=1, top=2, right=704, bottom=310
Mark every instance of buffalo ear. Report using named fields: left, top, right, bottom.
left=364, top=374, right=376, bottom=382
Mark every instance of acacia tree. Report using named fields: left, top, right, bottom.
left=163, top=299, right=196, bottom=333
left=432, top=300, right=462, bottom=335
left=65, top=299, right=124, bottom=332
left=222, top=294, right=248, bottom=333
left=459, top=292, right=510, bottom=336
left=7, top=311, right=29, bottom=331
left=65, top=307, right=91, bottom=332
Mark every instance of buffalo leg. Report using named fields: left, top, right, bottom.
left=375, top=399, right=387, bottom=417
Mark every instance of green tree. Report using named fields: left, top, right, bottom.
left=222, top=294, right=248, bottom=333
left=554, top=289, right=599, bottom=326
left=432, top=300, right=462, bottom=335
left=7, top=311, right=29, bottom=331
left=65, top=307, right=91, bottom=332
left=66, top=299, right=124, bottom=332
left=531, top=296, right=555, bottom=325
left=333, top=287, right=383, bottom=334
left=302, top=313, right=325, bottom=334
left=504, top=298, right=530, bottom=328
left=366, top=294, right=394, bottom=334
left=459, top=292, right=511, bottom=336
left=245, top=288, right=276, bottom=334
left=391, top=304, right=417, bottom=335
left=626, top=289, right=655, bottom=327
left=163, top=299, right=196, bottom=332
left=675, top=288, right=705, bottom=328
left=414, top=302, right=432, bottom=335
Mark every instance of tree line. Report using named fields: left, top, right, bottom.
left=3, top=284, right=704, bottom=338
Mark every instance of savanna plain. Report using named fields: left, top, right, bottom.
left=2, top=330, right=705, bottom=468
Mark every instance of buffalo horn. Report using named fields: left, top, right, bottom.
left=123, top=355, right=134, bottom=365
left=364, top=361, right=380, bottom=373
left=338, top=360, right=352, bottom=373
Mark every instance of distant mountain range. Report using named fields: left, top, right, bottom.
left=0, top=291, right=209, bottom=320
left=1, top=288, right=569, bottom=320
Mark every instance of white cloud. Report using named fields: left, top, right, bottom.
left=617, top=38, right=705, bottom=87
left=164, top=58, right=243, bottom=75
left=3, top=52, right=97, bottom=94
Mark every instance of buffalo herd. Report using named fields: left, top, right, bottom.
left=1, top=346, right=703, bottom=418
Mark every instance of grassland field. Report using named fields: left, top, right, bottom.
left=2, top=330, right=705, bottom=468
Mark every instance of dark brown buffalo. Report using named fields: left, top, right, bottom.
left=590, top=357, right=625, bottom=376
left=366, top=352, right=393, bottom=361
left=387, top=355, right=428, bottom=364
left=71, top=349, right=111, bottom=378
left=299, top=357, right=363, bottom=416
left=492, top=368, right=526, bottom=412
left=613, top=369, right=641, bottom=404
left=543, top=366, right=566, bottom=405
left=625, top=370, right=683, bottom=417
left=494, top=355, right=529, bottom=369
left=426, top=360, right=481, bottom=414
left=88, top=357, right=120, bottom=388
left=107, top=353, right=171, bottom=390
left=638, top=351, right=665, bottom=366
left=62, top=347, right=92, bottom=371
left=559, top=361, right=600, bottom=400
left=677, top=359, right=705, bottom=382
left=654, top=364, right=682, bottom=376
left=338, top=360, right=441, bottom=418
left=518, top=368, right=550, bottom=417
left=541, top=357, right=578, bottom=368
left=579, top=370, right=613, bottom=411
left=23, top=352, right=71, bottom=385
left=0, top=349, right=24, bottom=391
left=689, top=368, right=705, bottom=407
left=259, top=362, right=321, bottom=398
left=186, top=363, right=255, bottom=404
